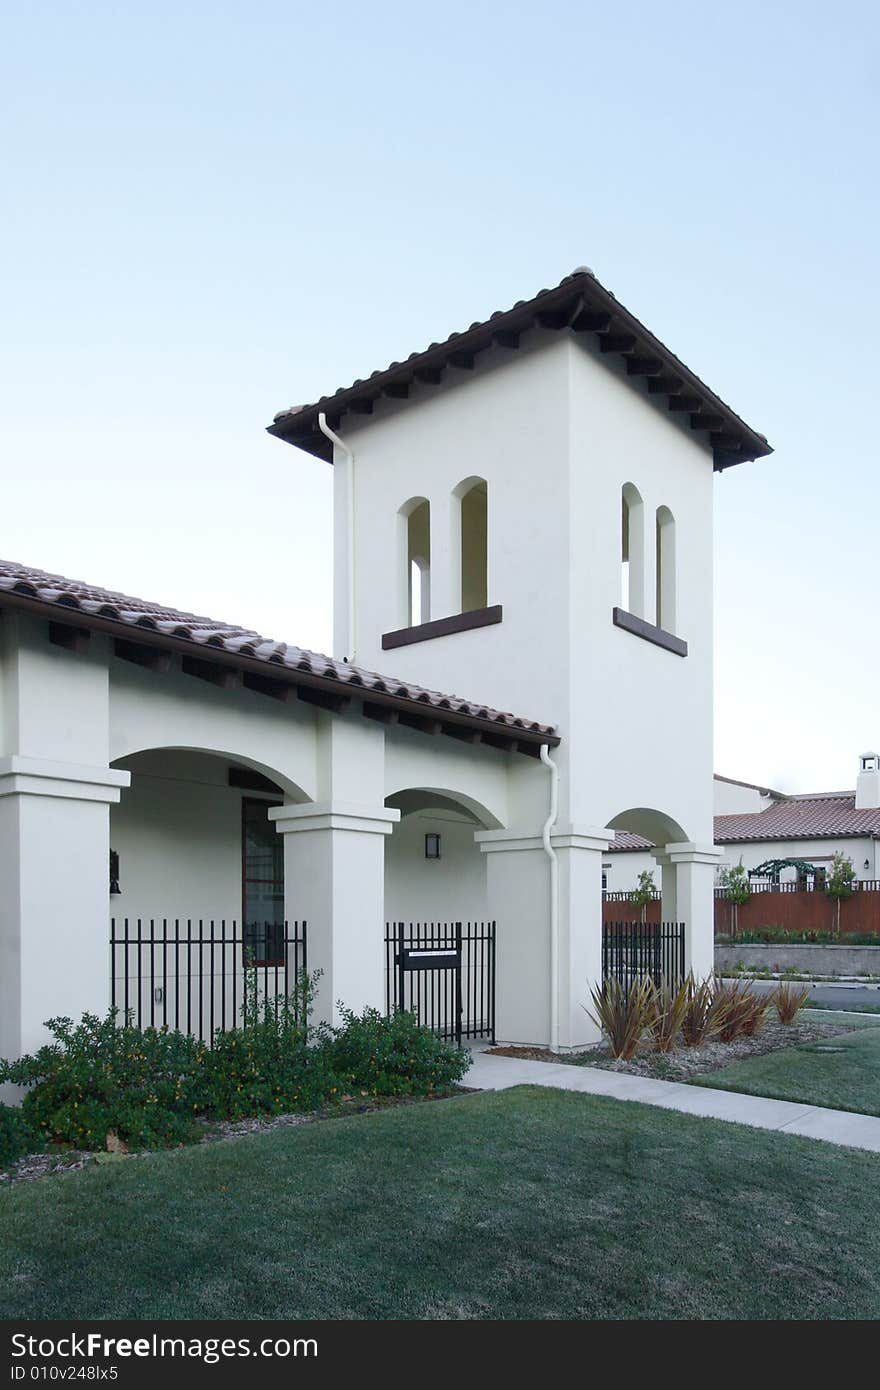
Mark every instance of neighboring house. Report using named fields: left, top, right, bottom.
left=0, top=267, right=770, bottom=1060
left=606, top=755, right=880, bottom=890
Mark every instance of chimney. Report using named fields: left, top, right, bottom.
left=855, top=752, right=880, bottom=810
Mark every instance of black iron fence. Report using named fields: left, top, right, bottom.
left=602, top=920, right=686, bottom=986
left=385, top=921, right=495, bottom=1045
left=110, top=918, right=307, bottom=1046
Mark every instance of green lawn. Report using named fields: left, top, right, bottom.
left=2, top=1086, right=880, bottom=1320
left=691, top=1025, right=880, bottom=1117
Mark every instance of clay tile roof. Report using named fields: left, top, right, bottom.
left=608, top=794, right=880, bottom=852
left=607, top=831, right=653, bottom=852
left=714, top=795, right=880, bottom=843
left=268, top=268, right=772, bottom=471
left=0, top=558, right=558, bottom=750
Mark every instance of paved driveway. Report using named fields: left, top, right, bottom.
left=737, top=978, right=880, bottom=1010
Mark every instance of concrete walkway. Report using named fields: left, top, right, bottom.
left=465, top=1049, right=880, bottom=1155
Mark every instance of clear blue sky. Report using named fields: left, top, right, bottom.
left=2, top=2, right=877, bottom=793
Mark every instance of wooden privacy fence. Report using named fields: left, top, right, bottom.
left=602, top=892, right=661, bottom=925
left=604, top=884, right=880, bottom=937
left=713, top=883, right=880, bottom=937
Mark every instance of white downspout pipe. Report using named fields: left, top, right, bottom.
left=317, top=412, right=356, bottom=664
left=540, top=744, right=560, bottom=1052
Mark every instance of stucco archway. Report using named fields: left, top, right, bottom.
left=383, top=785, right=497, bottom=925
left=109, top=747, right=310, bottom=925
left=606, top=806, right=689, bottom=847
left=112, top=745, right=311, bottom=805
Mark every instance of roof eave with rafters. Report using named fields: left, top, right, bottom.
left=0, top=571, right=558, bottom=757
left=267, top=269, right=772, bottom=470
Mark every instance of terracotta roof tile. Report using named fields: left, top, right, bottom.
left=608, top=794, right=880, bottom=852
left=607, top=831, right=653, bottom=852
left=0, top=558, right=558, bottom=746
left=714, top=796, right=880, bottom=842
left=268, top=268, right=772, bottom=470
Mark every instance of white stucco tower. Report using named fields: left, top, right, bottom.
left=270, top=268, right=771, bottom=1046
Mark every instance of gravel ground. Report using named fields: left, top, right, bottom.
left=487, top=1017, right=863, bottom=1081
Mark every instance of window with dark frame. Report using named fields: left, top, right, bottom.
left=242, top=797, right=284, bottom=965
left=425, top=832, right=441, bottom=860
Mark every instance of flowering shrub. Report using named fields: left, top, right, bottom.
left=0, top=1012, right=208, bottom=1150
left=0, top=976, right=468, bottom=1150
left=328, top=1007, right=469, bottom=1096
left=0, top=1103, right=36, bottom=1167
left=204, top=974, right=336, bottom=1119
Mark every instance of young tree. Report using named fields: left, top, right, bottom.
left=719, top=859, right=751, bottom=938
left=632, top=868, right=657, bottom=924
left=826, top=851, right=856, bottom=937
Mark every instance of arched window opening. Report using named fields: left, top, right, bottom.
left=656, top=505, right=676, bottom=632
left=621, top=484, right=644, bottom=617
left=456, top=478, right=488, bottom=613
left=404, top=498, right=431, bottom=627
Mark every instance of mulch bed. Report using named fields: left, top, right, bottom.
left=487, top=1017, right=862, bottom=1082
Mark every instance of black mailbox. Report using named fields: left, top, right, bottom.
left=400, top=945, right=461, bottom=971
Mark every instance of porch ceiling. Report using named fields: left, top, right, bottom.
left=0, top=558, right=559, bottom=756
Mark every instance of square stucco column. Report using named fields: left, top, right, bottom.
left=269, top=801, right=400, bottom=1027
left=0, top=757, right=130, bottom=1064
left=662, top=842, right=723, bottom=979
left=555, top=828, right=616, bottom=1049
left=650, top=849, right=678, bottom=922
left=475, top=832, right=550, bottom=1046
left=476, top=824, right=613, bottom=1050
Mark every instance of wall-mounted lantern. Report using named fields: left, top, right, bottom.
left=110, top=849, right=121, bottom=895
left=425, top=833, right=441, bottom=860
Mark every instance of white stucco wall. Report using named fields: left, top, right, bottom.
left=3, top=308, right=735, bottom=1055
left=109, top=660, right=319, bottom=801
left=109, top=749, right=278, bottom=922
left=1, top=616, right=125, bottom=1061
left=384, top=809, right=488, bottom=924
left=332, top=330, right=715, bottom=846
left=712, top=777, right=777, bottom=816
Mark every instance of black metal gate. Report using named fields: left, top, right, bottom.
left=110, top=918, right=307, bottom=1045
left=385, top=921, right=496, bottom=1044
left=602, top=920, right=686, bottom=986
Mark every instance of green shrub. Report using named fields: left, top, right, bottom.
left=0, top=978, right=470, bottom=1148
left=717, top=927, right=880, bottom=946
left=0, top=1103, right=36, bottom=1167
left=0, top=1012, right=208, bottom=1150
left=205, top=1022, right=339, bottom=1118
left=632, top=870, right=657, bottom=923
left=204, top=974, right=337, bottom=1119
left=328, top=1007, right=469, bottom=1096
left=827, top=852, right=856, bottom=937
